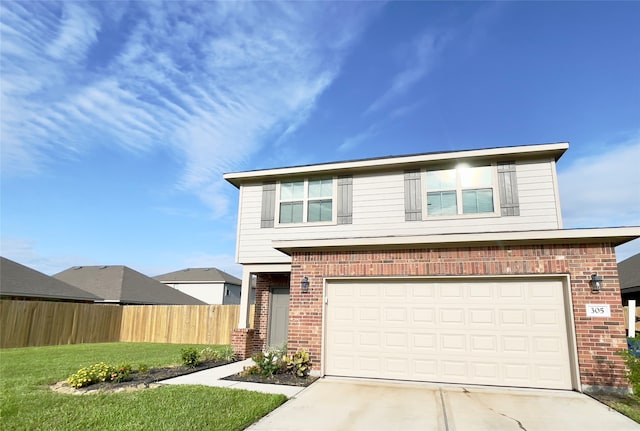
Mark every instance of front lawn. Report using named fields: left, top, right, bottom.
left=0, top=342, right=287, bottom=430
left=590, top=393, right=640, bottom=423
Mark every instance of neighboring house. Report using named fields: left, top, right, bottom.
left=224, top=142, right=640, bottom=394
left=0, top=257, right=100, bottom=302
left=54, top=265, right=206, bottom=305
left=154, top=267, right=246, bottom=305
left=619, top=253, right=640, bottom=305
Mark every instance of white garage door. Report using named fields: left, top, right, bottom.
left=325, top=279, right=573, bottom=390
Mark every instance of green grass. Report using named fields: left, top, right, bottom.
left=591, top=393, right=640, bottom=423
left=0, top=343, right=287, bottom=430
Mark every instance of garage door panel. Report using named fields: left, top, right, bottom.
left=412, top=308, right=435, bottom=324
left=412, top=333, right=436, bottom=350
left=500, top=309, right=527, bottom=325
left=440, top=284, right=464, bottom=299
left=411, top=285, right=435, bottom=298
left=384, top=308, right=407, bottom=323
left=440, top=309, right=465, bottom=325
left=471, top=335, right=498, bottom=352
left=469, top=309, right=495, bottom=325
left=469, top=284, right=494, bottom=299
left=472, top=362, right=499, bottom=379
left=326, top=279, right=572, bottom=390
left=502, top=336, right=529, bottom=353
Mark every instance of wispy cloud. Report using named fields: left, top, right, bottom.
left=339, top=123, right=383, bottom=153
left=365, top=31, right=447, bottom=116
left=0, top=1, right=378, bottom=216
left=558, top=134, right=640, bottom=228
left=339, top=99, right=425, bottom=152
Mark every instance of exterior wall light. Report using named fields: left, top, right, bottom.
left=301, top=276, right=310, bottom=293
left=590, top=273, right=603, bottom=292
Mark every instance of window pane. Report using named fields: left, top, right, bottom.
left=427, top=191, right=457, bottom=216
left=279, top=202, right=303, bottom=223
left=462, top=189, right=494, bottom=214
left=309, top=179, right=333, bottom=198
left=477, top=189, right=494, bottom=212
left=281, top=181, right=304, bottom=200
left=460, top=166, right=492, bottom=188
left=426, top=169, right=456, bottom=190
left=308, top=200, right=332, bottom=222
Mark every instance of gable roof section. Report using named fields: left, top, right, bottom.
left=224, top=142, right=569, bottom=187
left=53, top=265, right=207, bottom=305
left=154, top=268, right=241, bottom=285
left=0, top=257, right=100, bottom=302
left=619, top=253, right=640, bottom=291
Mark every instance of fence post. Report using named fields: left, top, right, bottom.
left=629, top=300, right=636, bottom=338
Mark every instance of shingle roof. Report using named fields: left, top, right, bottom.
left=619, top=253, right=640, bottom=290
left=154, top=268, right=241, bottom=285
left=53, top=265, right=207, bottom=305
left=0, top=257, right=100, bottom=302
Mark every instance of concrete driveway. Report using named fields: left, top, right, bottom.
left=246, top=378, right=639, bottom=431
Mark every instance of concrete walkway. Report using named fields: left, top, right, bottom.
left=246, top=378, right=640, bottom=431
left=159, top=359, right=305, bottom=397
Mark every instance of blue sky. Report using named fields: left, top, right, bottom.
left=1, top=1, right=639, bottom=278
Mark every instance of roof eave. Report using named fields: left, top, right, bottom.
left=224, top=142, right=569, bottom=188
left=273, top=227, right=640, bottom=256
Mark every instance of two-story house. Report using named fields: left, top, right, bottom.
left=224, top=142, right=639, bottom=393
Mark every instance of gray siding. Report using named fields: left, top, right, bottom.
left=236, top=158, right=561, bottom=263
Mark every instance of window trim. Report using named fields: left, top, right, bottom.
left=422, top=163, right=501, bottom=219
left=274, top=177, right=338, bottom=227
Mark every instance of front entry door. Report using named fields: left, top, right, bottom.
left=268, top=288, right=290, bottom=348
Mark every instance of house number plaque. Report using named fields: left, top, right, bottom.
left=586, top=304, right=611, bottom=318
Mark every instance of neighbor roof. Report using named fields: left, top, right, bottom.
left=619, top=253, right=640, bottom=292
left=224, top=142, right=569, bottom=187
left=0, top=257, right=100, bottom=302
left=54, top=265, right=206, bottom=305
left=154, top=268, right=241, bottom=285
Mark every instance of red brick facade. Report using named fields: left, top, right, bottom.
left=283, top=243, right=627, bottom=391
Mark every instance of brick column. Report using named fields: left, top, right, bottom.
left=231, top=328, right=255, bottom=360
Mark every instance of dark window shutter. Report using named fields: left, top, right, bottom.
left=404, top=170, right=422, bottom=221
left=497, top=162, right=520, bottom=216
left=261, top=182, right=276, bottom=228
left=337, top=176, right=353, bottom=224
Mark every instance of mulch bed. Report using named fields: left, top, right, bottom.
left=223, top=372, right=319, bottom=387
left=51, top=360, right=234, bottom=395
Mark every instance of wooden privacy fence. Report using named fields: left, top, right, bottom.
left=120, top=304, right=255, bottom=344
left=0, top=300, right=122, bottom=348
left=623, top=305, right=640, bottom=334
left=0, top=300, right=254, bottom=348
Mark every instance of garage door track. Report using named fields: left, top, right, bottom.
left=246, top=378, right=638, bottom=431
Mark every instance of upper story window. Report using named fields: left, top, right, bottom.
left=279, top=178, right=333, bottom=224
left=426, top=165, right=494, bottom=216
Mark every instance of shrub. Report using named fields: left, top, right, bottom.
left=619, top=337, right=640, bottom=395
left=111, top=364, right=132, bottom=383
left=137, top=363, right=149, bottom=374
left=67, top=362, right=116, bottom=388
left=251, top=351, right=285, bottom=377
left=219, top=345, right=236, bottom=362
left=240, top=365, right=261, bottom=376
left=180, top=347, right=200, bottom=368
left=200, top=347, right=222, bottom=362
left=285, top=350, right=311, bottom=377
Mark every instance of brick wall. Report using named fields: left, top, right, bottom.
left=285, top=243, right=627, bottom=390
